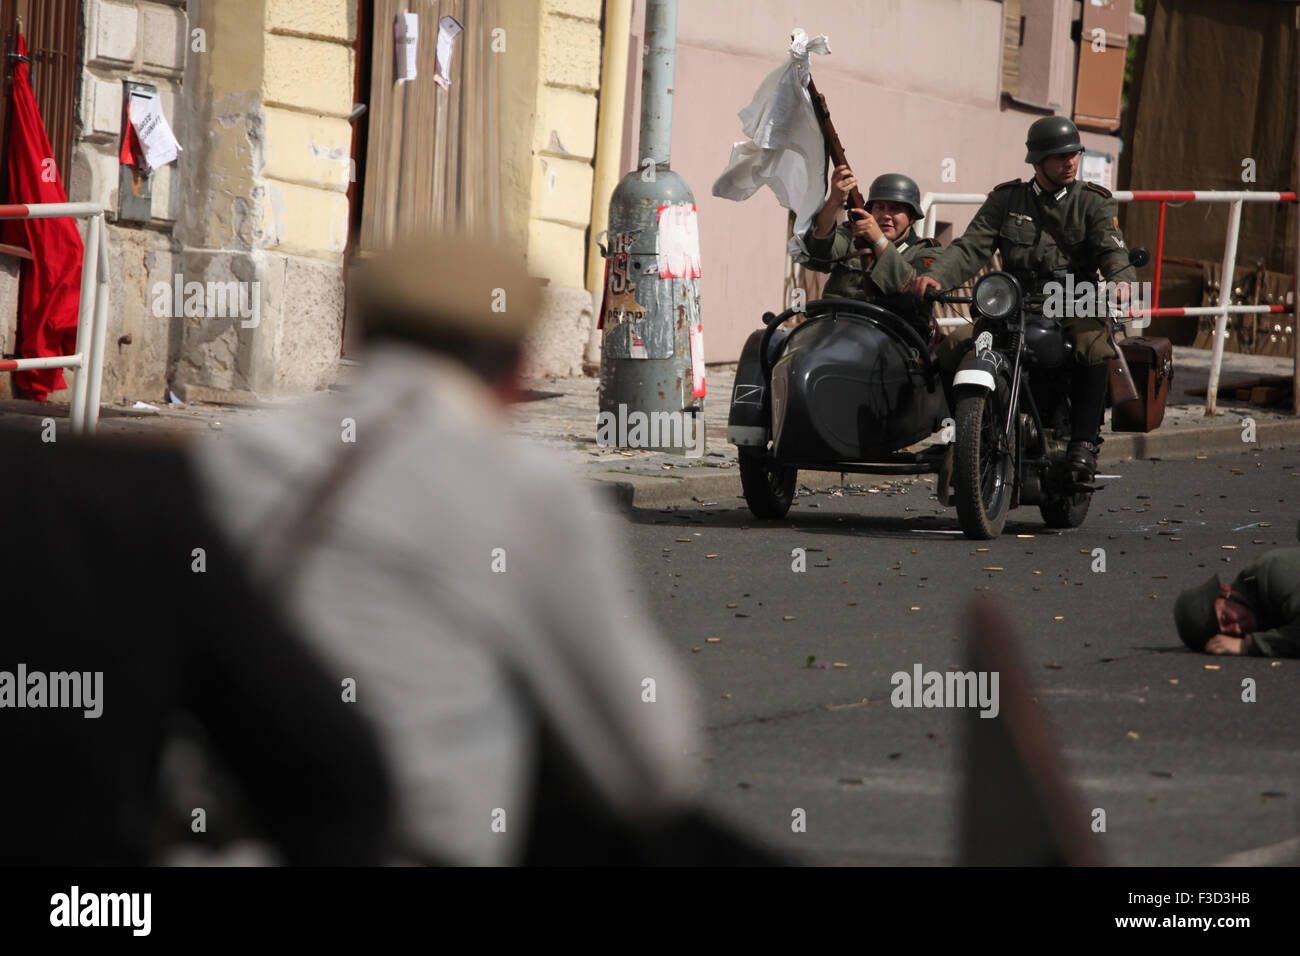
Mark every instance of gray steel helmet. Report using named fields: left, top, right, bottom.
left=1024, top=116, right=1085, bottom=164
left=866, top=173, right=924, bottom=222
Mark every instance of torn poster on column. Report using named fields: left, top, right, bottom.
left=434, top=16, right=464, bottom=89
left=689, top=324, right=706, bottom=398
left=657, top=204, right=702, bottom=279
left=128, top=91, right=182, bottom=172
left=395, top=13, right=418, bottom=83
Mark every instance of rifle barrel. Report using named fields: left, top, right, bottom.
left=806, top=75, right=868, bottom=245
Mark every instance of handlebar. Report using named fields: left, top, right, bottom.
left=924, top=287, right=972, bottom=305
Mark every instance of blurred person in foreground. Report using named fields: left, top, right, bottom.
left=1174, top=546, right=1300, bottom=657
left=0, top=431, right=393, bottom=864
left=190, top=235, right=769, bottom=865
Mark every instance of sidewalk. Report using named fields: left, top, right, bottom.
left=508, top=346, right=1300, bottom=507
left=2, top=346, right=1294, bottom=510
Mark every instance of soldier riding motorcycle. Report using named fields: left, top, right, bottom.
left=912, top=116, right=1141, bottom=493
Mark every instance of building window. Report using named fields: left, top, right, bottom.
left=0, top=1, right=82, bottom=192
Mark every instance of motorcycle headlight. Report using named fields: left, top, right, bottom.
left=974, top=273, right=1020, bottom=320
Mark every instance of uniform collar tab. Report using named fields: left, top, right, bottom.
left=1031, top=179, right=1068, bottom=202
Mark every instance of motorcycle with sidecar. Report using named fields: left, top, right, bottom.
left=726, top=296, right=950, bottom=519
left=726, top=247, right=1151, bottom=537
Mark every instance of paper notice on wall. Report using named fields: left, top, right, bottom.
left=689, top=324, right=706, bottom=398
left=395, top=13, right=419, bottom=83
left=657, top=204, right=702, bottom=278
left=1079, top=150, right=1114, bottom=191
left=629, top=326, right=648, bottom=359
left=434, top=16, right=464, bottom=89
left=128, top=91, right=181, bottom=172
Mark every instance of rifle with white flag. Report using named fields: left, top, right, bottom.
left=712, top=30, right=852, bottom=262
left=804, top=73, right=870, bottom=254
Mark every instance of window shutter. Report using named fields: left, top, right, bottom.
left=0, top=0, right=81, bottom=193
left=1073, top=0, right=1132, bottom=133
left=1001, top=0, right=1021, bottom=100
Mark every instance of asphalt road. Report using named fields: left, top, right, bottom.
left=617, top=445, right=1300, bottom=866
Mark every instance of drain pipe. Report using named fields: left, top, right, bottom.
left=583, top=0, right=634, bottom=373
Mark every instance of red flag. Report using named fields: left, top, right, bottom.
left=118, top=116, right=143, bottom=167
left=2, top=35, right=84, bottom=400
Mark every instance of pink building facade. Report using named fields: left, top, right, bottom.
left=618, top=0, right=1135, bottom=361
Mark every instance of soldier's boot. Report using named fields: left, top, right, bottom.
left=1068, top=363, right=1109, bottom=484
left=930, top=372, right=957, bottom=504
left=1066, top=440, right=1099, bottom=485
left=936, top=444, right=955, bottom=507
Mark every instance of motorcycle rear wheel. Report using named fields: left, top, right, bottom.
left=953, top=390, right=1016, bottom=539
left=738, top=446, right=797, bottom=519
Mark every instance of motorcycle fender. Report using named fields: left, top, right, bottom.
left=728, top=328, right=771, bottom=447
left=953, top=349, right=1001, bottom=392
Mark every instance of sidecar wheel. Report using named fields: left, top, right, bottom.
left=738, top=446, right=796, bottom=519
left=953, top=389, right=1015, bottom=539
left=1039, top=491, right=1091, bottom=528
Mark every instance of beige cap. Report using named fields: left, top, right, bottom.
left=351, top=234, right=545, bottom=345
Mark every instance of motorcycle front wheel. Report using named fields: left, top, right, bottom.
left=1039, top=490, right=1091, bottom=528
left=953, top=389, right=1016, bottom=539
left=738, top=446, right=797, bottom=519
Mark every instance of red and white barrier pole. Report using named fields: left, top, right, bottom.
left=1206, top=200, right=1244, bottom=416
left=0, top=203, right=107, bottom=433
left=0, top=202, right=105, bottom=220
left=1113, top=191, right=1298, bottom=202
left=1126, top=304, right=1285, bottom=318
left=68, top=213, right=100, bottom=433
left=87, top=216, right=110, bottom=432
left=1153, top=200, right=1167, bottom=314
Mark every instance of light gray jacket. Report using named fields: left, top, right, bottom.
left=190, top=344, right=700, bottom=864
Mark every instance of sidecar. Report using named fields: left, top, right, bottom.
left=727, top=297, right=949, bottom=518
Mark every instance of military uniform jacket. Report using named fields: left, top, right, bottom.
left=1231, top=546, right=1300, bottom=658
left=924, top=178, right=1137, bottom=291
left=803, top=223, right=941, bottom=300
left=803, top=224, right=941, bottom=329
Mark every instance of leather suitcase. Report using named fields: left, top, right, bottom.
left=1110, top=336, right=1174, bottom=433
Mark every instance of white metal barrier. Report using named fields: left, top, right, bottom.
left=0, top=203, right=109, bottom=433
left=917, top=189, right=1299, bottom=416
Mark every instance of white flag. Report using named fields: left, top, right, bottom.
left=711, top=30, right=831, bottom=262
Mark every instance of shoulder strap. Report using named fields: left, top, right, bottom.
left=255, top=386, right=426, bottom=589
left=1030, top=189, right=1095, bottom=277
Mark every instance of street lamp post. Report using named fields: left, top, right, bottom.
left=597, top=0, right=704, bottom=455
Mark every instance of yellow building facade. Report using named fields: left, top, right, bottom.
left=58, top=0, right=618, bottom=405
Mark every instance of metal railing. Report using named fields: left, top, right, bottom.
left=0, top=202, right=109, bottom=433
left=918, top=189, right=1299, bottom=415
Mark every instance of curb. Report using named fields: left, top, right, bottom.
left=591, top=468, right=853, bottom=510
left=593, top=416, right=1300, bottom=510
left=1100, top=417, right=1300, bottom=463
